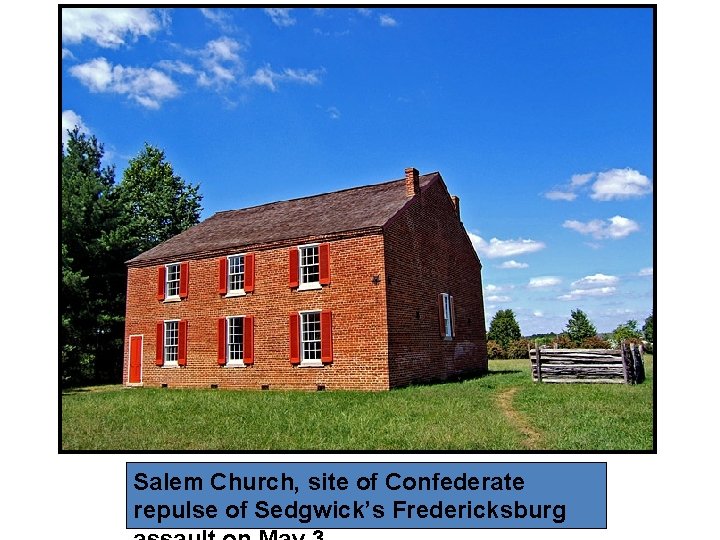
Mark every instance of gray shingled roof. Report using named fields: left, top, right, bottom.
left=127, top=172, right=440, bottom=266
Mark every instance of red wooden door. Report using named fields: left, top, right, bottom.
left=129, top=336, right=142, bottom=383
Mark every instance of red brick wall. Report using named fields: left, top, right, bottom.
left=123, top=235, right=390, bottom=391
left=383, top=178, right=488, bottom=387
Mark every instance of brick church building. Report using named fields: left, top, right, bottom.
left=123, top=167, right=488, bottom=391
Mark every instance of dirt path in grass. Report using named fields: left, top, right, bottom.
left=497, top=387, right=543, bottom=450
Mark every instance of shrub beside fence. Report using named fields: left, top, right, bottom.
left=529, top=342, right=645, bottom=384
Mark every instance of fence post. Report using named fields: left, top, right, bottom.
left=535, top=339, right=542, bottom=383
left=620, top=342, right=629, bottom=384
left=632, top=343, right=646, bottom=384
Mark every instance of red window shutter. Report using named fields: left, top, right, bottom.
left=320, top=310, right=333, bottom=364
left=243, top=316, right=254, bottom=365
left=217, top=318, right=226, bottom=366
left=289, top=313, right=300, bottom=364
left=179, top=262, right=189, bottom=299
left=438, top=294, right=447, bottom=337
left=178, top=320, right=188, bottom=366
left=244, top=253, right=255, bottom=293
left=449, top=295, right=456, bottom=338
left=218, top=258, right=228, bottom=295
left=319, top=243, right=331, bottom=285
left=288, top=248, right=299, bottom=288
left=156, top=266, right=165, bottom=300
left=155, top=322, right=164, bottom=365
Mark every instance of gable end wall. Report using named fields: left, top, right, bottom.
left=383, top=178, right=488, bottom=388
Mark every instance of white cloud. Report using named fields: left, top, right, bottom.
left=558, top=287, right=617, bottom=301
left=157, top=60, right=196, bottom=76
left=533, top=310, right=544, bottom=317
left=563, top=215, right=640, bottom=239
left=62, top=48, right=75, bottom=60
left=69, top=57, right=114, bottom=91
left=69, top=57, right=179, bottom=109
left=528, top=276, right=561, bottom=288
left=544, top=168, right=652, bottom=202
left=379, top=14, right=398, bottom=27
left=486, top=284, right=512, bottom=293
left=357, top=8, right=372, bottom=17
left=194, top=37, right=244, bottom=88
left=61, top=110, right=90, bottom=148
left=498, top=260, right=528, bottom=269
left=545, top=191, right=576, bottom=201
left=469, top=232, right=545, bottom=259
left=326, top=106, right=341, bottom=120
left=544, top=172, right=594, bottom=201
left=249, top=65, right=324, bottom=92
left=487, top=295, right=512, bottom=303
left=639, top=267, right=653, bottom=277
left=571, top=172, right=595, bottom=187
left=590, top=168, right=653, bottom=200
left=571, top=274, right=619, bottom=288
left=249, top=67, right=276, bottom=91
left=264, top=8, right=296, bottom=27
left=199, top=8, right=237, bottom=33
left=62, top=8, right=164, bottom=48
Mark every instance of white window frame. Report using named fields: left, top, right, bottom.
left=226, top=254, right=246, bottom=297
left=165, top=263, right=181, bottom=300
left=163, top=319, right=180, bottom=367
left=298, top=243, right=322, bottom=291
left=441, top=293, right=454, bottom=340
left=226, top=316, right=246, bottom=367
left=299, top=310, right=322, bottom=367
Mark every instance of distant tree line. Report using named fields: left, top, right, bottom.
left=61, top=128, right=202, bottom=385
left=486, top=308, right=654, bottom=359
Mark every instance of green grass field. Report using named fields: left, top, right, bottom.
left=61, top=356, right=654, bottom=451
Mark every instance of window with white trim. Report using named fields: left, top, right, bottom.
left=301, top=311, right=321, bottom=364
left=164, top=320, right=179, bottom=365
left=228, top=255, right=245, bottom=293
left=441, top=292, right=454, bottom=338
left=299, top=245, right=319, bottom=286
left=226, top=316, right=244, bottom=365
left=165, top=263, right=180, bottom=298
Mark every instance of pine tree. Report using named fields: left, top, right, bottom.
left=565, top=309, right=597, bottom=346
left=61, top=128, right=116, bottom=383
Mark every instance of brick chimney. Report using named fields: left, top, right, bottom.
left=405, top=167, right=420, bottom=197
left=450, top=195, right=460, bottom=219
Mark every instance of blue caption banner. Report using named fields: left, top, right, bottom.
left=127, top=462, right=606, bottom=529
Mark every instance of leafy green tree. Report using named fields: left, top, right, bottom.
left=61, top=128, right=116, bottom=383
left=111, top=143, right=202, bottom=259
left=565, top=309, right=597, bottom=346
left=487, top=309, right=521, bottom=348
left=612, top=320, right=643, bottom=345
left=643, top=310, right=654, bottom=343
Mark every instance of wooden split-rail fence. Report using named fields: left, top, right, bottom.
left=528, top=342, right=646, bottom=384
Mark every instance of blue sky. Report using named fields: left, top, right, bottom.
left=61, top=6, right=654, bottom=335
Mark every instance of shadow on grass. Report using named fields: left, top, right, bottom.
left=396, top=368, right=523, bottom=390
left=62, top=384, right=124, bottom=395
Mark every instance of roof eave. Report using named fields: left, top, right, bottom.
left=126, top=226, right=385, bottom=268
